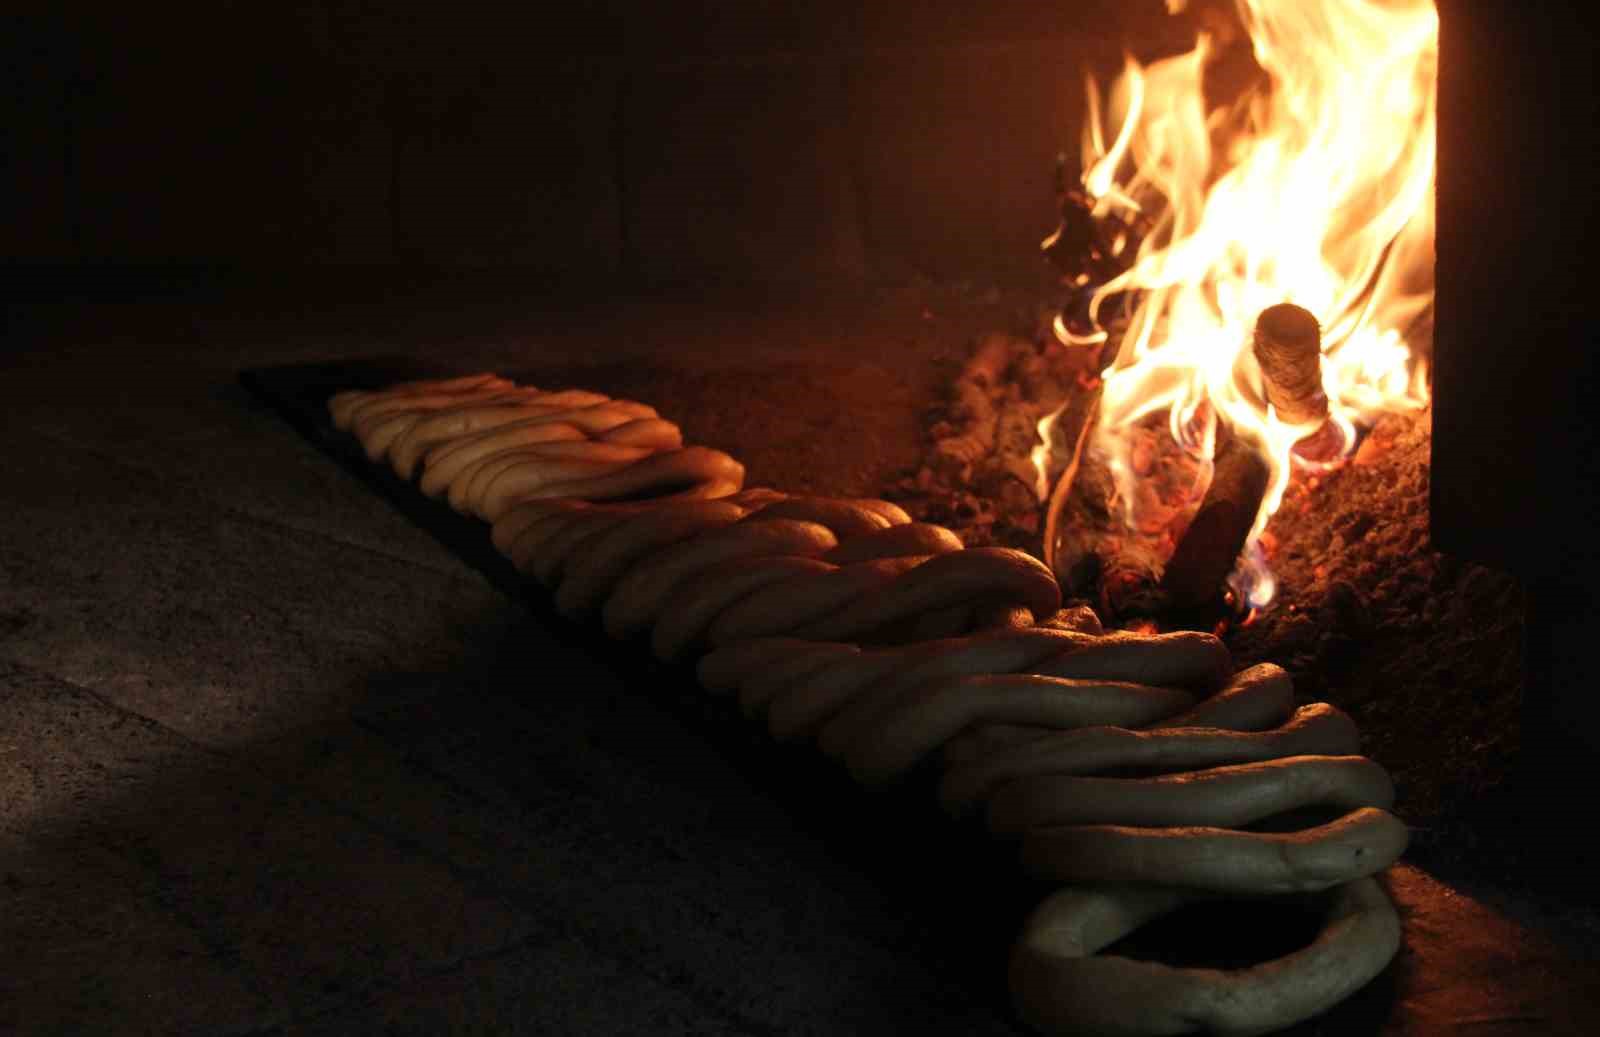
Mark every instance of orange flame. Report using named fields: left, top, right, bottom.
left=1040, top=0, right=1436, bottom=610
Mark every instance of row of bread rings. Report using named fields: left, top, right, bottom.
left=330, top=373, right=745, bottom=513
left=331, top=375, right=1404, bottom=1037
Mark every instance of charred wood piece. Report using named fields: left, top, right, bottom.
left=1159, top=423, right=1271, bottom=610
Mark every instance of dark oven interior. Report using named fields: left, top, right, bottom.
left=6, top=2, right=1600, bottom=1035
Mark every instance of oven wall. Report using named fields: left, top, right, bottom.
left=5, top=2, right=1184, bottom=287
left=1433, top=0, right=1600, bottom=754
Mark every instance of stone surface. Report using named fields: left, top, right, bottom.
left=2, top=282, right=1596, bottom=1035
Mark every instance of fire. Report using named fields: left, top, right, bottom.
left=1039, top=0, right=1436, bottom=611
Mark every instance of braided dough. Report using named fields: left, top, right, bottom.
left=330, top=373, right=1408, bottom=1037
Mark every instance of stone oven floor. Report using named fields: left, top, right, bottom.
left=3, top=275, right=1596, bottom=1035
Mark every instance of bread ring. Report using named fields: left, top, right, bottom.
left=727, top=488, right=790, bottom=509
left=726, top=642, right=868, bottom=720
left=467, top=445, right=657, bottom=519
left=391, top=394, right=629, bottom=477
left=449, top=438, right=647, bottom=514
left=354, top=386, right=541, bottom=465
left=650, top=556, right=837, bottom=662
left=416, top=422, right=588, bottom=494
left=741, top=497, right=898, bottom=540
left=829, top=673, right=1198, bottom=784
left=1029, top=631, right=1233, bottom=693
left=597, top=417, right=684, bottom=450
left=941, top=724, right=1060, bottom=767
left=1009, top=877, right=1401, bottom=1037
left=820, top=522, right=964, bottom=565
left=986, top=753, right=1393, bottom=835
left=846, top=498, right=912, bottom=524
left=489, top=499, right=593, bottom=555
left=601, top=519, right=840, bottom=640
left=353, top=387, right=551, bottom=456
left=939, top=703, right=1360, bottom=818
left=734, top=639, right=938, bottom=723
left=706, top=556, right=927, bottom=644
left=328, top=373, right=510, bottom=429
left=1039, top=605, right=1105, bottom=635
left=936, top=652, right=1274, bottom=775
left=762, top=646, right=924, bottom=740
left=1020, top=805, right=1409, bottom=894
left=1153, top=663, right=1296, bottom=731
left=788, top=548, right=1061, bottom=643
left=775, top=629, right=1118, bottom=755
left=419, top=400, right=658, bottom=483
left=516, top=507, right=643, bottom=585
left=486, top=446, right=745, bottom=519
left=697, top=637, right=834, bottom=695
left=552, top=499, right=749, bottom=617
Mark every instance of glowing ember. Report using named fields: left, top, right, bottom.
left=1037, top=0, right=1436, bottom=612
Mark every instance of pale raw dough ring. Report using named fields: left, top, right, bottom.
left=984, top=753, right=1393, bottom=835
left=329, top=373, right=511, bottom=429
left=823, top=673, right=1198, bottom=784
left=787, top=548, right=1061, bottom=643
left=939, top=702, right=1360, bottom=817
left=485, top=446, right=746, bottom=520
left=1009, top=877, right=1402, bottom=1037
left=649, top=556, right=838, bottom=662
left=391, top=394, right=631, bottom=477
left=600, top=518, right=840, bottom=640
left=1020, top=806, right=1409, bottom=895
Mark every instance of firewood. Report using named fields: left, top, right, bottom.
left=1252, top=302, right=1327, bottom=427
left=1158, top=422, right=1271, bottom=609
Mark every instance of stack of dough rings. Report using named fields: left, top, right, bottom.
left=331, top=374, right=1407, bottom=1036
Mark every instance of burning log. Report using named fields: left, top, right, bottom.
left=1157, top=304, right=1323, bottom=610
left=1252, top=301, right=1328, bottom=429
left=1159, top=423, right=1271, bottom=610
